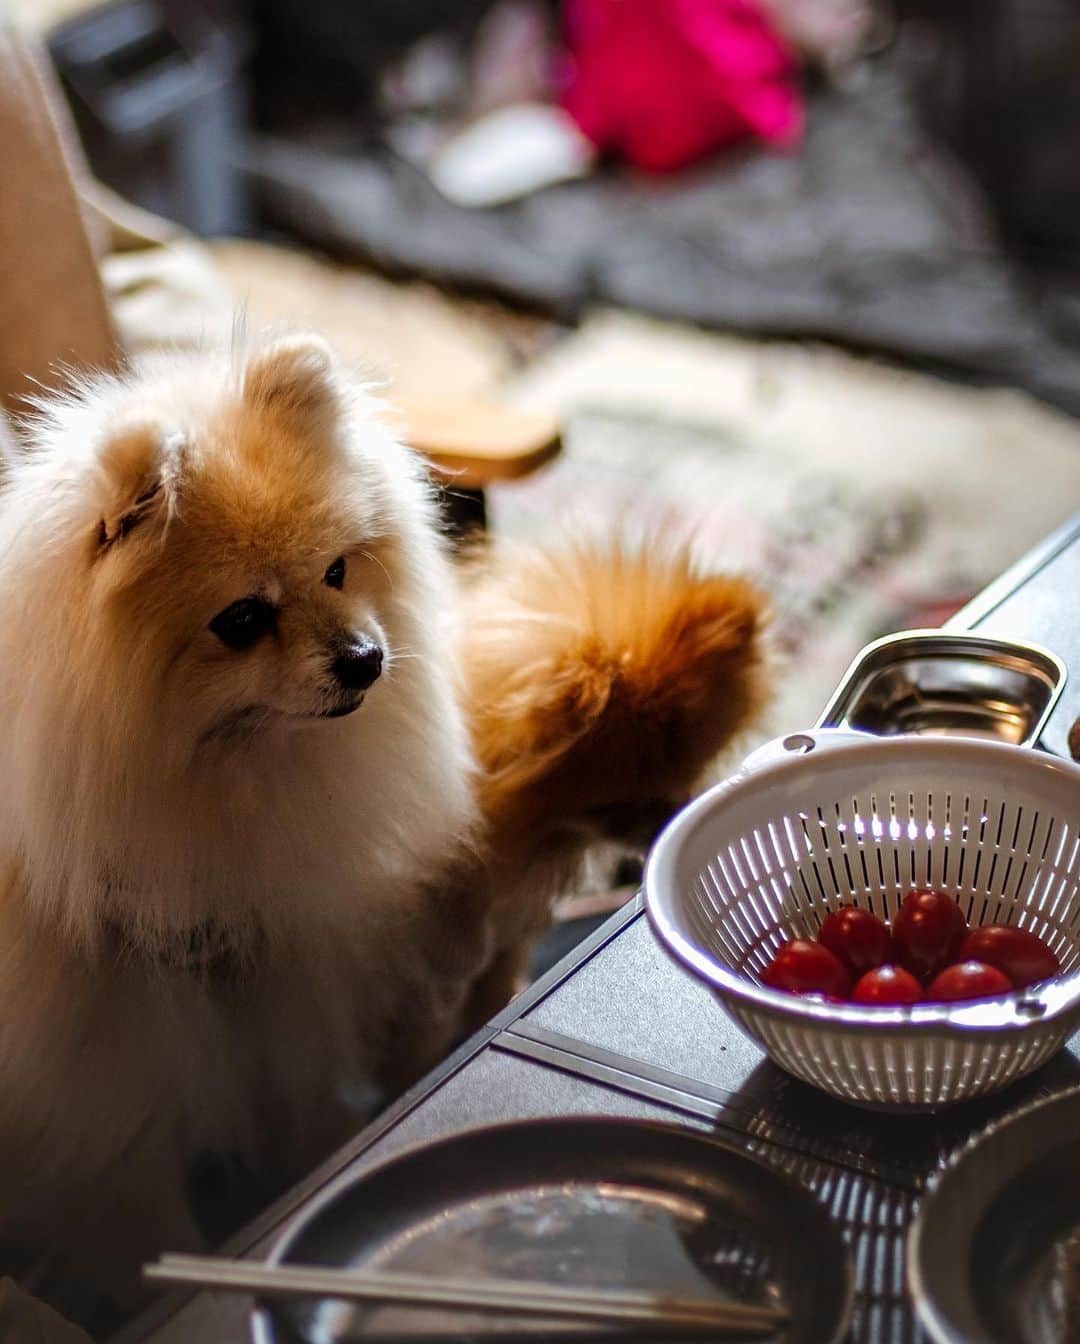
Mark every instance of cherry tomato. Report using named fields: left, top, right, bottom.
left=761, top=940, right=850, bottom=997
left=852, top=964, right=923, bottom=1006
left=891, top=888, right=968, bottom=981
left=818, top=906, right=892, bottom=978
left=957, top=925, right=1060, bottom=989
left=925, top=960, right=1013, bottom=1002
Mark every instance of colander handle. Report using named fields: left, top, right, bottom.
left=739, top=729, right=877, bottom=775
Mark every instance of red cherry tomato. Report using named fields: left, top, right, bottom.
left=925, top=960, right=1013, bottom=1002
left=891, top=888, right=968, bottom=981
left=852, top=964, right=923, bottom=1005
left=957, top=925, right=1059, bottom=989
left=760, top=940, right=850, bottom=997
left=818, top=906, right=892, bottom=978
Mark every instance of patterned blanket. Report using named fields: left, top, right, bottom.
left=490, top=312, right=1080, bottom=752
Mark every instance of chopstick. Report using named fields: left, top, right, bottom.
left=260, top=1334, right=770, bottom=1344
left=145, top=1253, right=787, bottom=1336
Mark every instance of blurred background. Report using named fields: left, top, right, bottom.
left=7, top=0, right=1080, bottom=910
left=21, top=0, right=1080, bottom=396
left=1, top=9, right=1079, bottom=1323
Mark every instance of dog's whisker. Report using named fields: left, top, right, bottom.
left=359, top=548, right=392, bottom=586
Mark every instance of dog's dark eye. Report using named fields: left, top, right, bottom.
left=209, top=597, right=276, bottom=651
left=324, top=556, right=346, bottom=590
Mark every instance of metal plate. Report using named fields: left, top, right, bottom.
left=817, top=630, right=1066, bottom=747
left=910, top=1087, right=1080, bottom=1343
left=253, top=1118, right=853, bottom=1344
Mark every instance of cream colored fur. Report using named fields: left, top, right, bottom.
left=0, top=336, right=487, bottom=1316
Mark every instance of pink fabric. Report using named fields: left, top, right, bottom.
left=560, top=0, right=804, bottom=172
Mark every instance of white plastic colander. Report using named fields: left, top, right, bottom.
left=645, top=730, right=1080, bottom=1110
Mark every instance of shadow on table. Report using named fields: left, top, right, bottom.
left=711, top=1044, right=1080, bottom=1193
left=703, top=1050, right=1080, bottom=1342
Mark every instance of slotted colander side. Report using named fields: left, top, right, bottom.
left=646, top=732, right=1080, bottom=1109
left=727, top=1002, right=1069, bottom=1107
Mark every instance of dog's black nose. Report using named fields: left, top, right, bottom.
left=332, top=640, right=383, bottom=691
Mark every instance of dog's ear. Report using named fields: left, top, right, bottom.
left=95, top=422, right=180, bottom=553
left=243, top=334, right=337, bottom=425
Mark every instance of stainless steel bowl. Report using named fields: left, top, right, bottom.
left=818, top=630, right=1065, bottom=746
left=909, top=1086, right=1080, bottom=1343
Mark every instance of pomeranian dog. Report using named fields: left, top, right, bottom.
left=0, top=334, right=490, bottom=1316
left=0, top=332, right=766, bottom=1325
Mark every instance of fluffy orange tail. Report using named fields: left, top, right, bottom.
left=457, top=540, right=769, bottom=1018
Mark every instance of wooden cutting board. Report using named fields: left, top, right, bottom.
left=392, top=398, right=562, bottom=488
